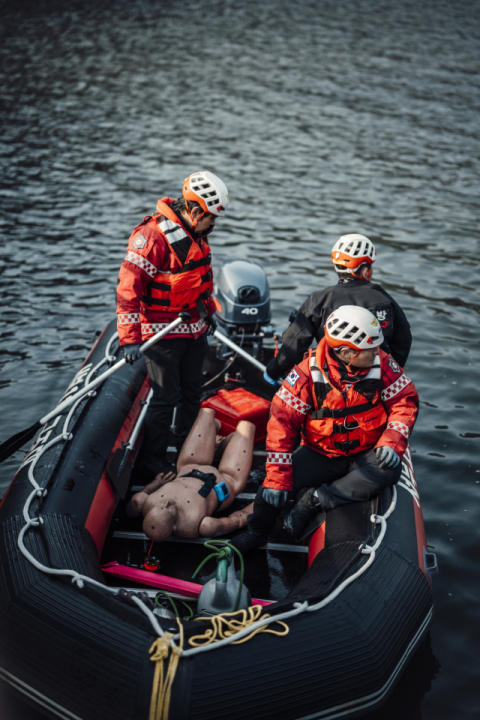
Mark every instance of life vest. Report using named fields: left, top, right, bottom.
left=303, top=342, right=387, bottom=456
left=134, top=213, right=213, bottom=314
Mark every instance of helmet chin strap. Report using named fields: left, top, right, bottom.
left=346, top=350, right=361, bottom=370
left=351, top=265, right=372, bottom=281
left=334, top=347, right=361, bottom=370
left=185, top=199, right=207, bottom=230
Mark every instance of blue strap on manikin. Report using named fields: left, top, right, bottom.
left=181, top=469, right=230, bottom=502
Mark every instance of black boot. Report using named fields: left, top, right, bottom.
left=283, top=487, right=322, bottom=541
left=229, top=529, right=269, bottom=555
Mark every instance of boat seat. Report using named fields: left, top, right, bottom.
left=112, top=530, right=309, bottom=553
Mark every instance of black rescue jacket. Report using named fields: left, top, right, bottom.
left=267, top=278, right=412, bottom=380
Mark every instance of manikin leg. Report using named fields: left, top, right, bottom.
left=217, top=420, right=255, bottom=495
left=176, top=408, right=218, bottom=471
left=198, top=420, right=255, bottom=537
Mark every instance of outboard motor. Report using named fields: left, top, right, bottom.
left=214, top=258, right=273, bottom=338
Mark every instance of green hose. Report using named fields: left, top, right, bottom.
left=180, top=600, right=195, bottom=620
left=191, top=540, right=245, bottom=612
left=155, top=591, right=180, bottom=618
left=155, top=592, right=196, bottom=620
left=155, top=540, right=246, bottom=618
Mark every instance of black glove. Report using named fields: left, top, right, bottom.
left=122, top=343, right=142, bottom=364
left=265, top=357, right=281, bottom=383
left=375, top=446, right=401, bottom=469
left=205, top=315, right=217, bottom=336
left=263, top=488, right=288, bottom=508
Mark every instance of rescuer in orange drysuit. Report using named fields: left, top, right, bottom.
left=116, top=171, right=229, bottom=481
left=231, top=305, right=419, bottom=553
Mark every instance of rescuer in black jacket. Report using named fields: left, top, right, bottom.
left=265, top=234, right=412, bottom=383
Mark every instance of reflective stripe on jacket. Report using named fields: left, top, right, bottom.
left=140, top=215, right=213, bottom=313
left=116, top=198, right=215, bottom=345
left=263, top=338, right=419, bottom=492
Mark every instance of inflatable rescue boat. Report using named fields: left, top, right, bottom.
left=0, top=260, right=437, bottom=720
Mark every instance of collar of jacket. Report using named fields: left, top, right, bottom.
left=338, top=277, right=371, bottom=285
left=314, top=337, right=379, bottom=388
left=157, top=197, right=213, bottom=245
left=156, top=197, right=211, bottom=244
left=155, top=197, right=194, bottom=238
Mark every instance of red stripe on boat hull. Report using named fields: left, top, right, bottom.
left=84, top=376, right=151, bottom=555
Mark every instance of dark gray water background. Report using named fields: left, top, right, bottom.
left=1, top=0, right=479, bottom=718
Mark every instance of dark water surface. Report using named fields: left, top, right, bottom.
left=1, top=0, right=479, bottom=718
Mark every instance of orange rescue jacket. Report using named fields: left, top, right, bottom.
left=117, top=198, right=215, bottom=345
left=138, top=215, right=213, bottom=314
left=304, top=342, right=387, bottom=456
left=263, top=338, right=419, bottom=491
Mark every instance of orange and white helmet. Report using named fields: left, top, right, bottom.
left=331, top=234, right=376, bottom=276
left=182, top=171, right=229, bottom=217
left=325, top=305, right=383, bottom=350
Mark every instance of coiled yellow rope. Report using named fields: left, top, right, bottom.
left=148, top=620, right=184, bottom=720
left=149, top=607, right=289, bottom=719
left=189, top=605, right=290, bottom=647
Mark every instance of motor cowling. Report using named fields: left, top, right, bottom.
left=214, top=259, right=271, bottom=334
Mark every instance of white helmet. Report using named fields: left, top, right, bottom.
left=183, top=170, right=229, bottom=217
left=325, top=305, right=384, bottom=350
left=331, top=234, right=376, bottom=276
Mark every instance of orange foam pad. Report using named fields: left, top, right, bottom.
left=201, top=388, right=271, bottom=443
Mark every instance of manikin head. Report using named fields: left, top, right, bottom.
left=143, top=499, right=179, bottom=542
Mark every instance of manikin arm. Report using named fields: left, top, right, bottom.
left=198, top=502, right=254, bottom=538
